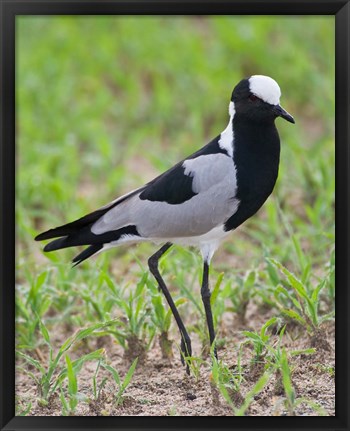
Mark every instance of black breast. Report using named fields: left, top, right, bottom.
left=224, top=117, right=281, bottom=231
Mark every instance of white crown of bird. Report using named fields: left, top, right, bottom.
left=248, top=75, right=281, bottom=106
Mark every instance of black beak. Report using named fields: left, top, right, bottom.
left=274, top=104, right=295, bottom=124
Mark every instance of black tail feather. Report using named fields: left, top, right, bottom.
left=42, top=225, right=139, bottom=253
left=43, top=236, right=70, bottom=252
left=35, top=189, right=143, bottom=242
left=35, top=208, right=108, bottom=241
left=72, top=244, right=103, bottom=267
left=38, top=225, right=140, bottom=265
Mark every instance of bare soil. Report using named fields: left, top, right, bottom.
left=15, top=302, right=335, bottom=416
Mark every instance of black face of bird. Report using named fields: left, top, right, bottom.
left=231, top=75, right=295, bottom=125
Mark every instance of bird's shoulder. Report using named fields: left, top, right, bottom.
left=139, top=136, right=232, bottom=205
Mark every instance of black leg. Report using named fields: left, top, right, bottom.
left=148, top=243, right=192, bottom=373
left=201, top=261, right=217, bottom=359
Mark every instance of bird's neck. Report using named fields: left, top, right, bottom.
left=222, top=115, right=281, bottom=232
left=232, top=115, right=280, bottom=157
left=232, top=114, right=281, bottom=202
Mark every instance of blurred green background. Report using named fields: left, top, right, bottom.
left=17, top=16, right=334, bottom=269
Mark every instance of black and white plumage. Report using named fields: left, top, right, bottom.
left=36, top=75, right=294, bottom=372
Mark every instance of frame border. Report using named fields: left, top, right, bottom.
left=1, top=1, right=349, bottom=430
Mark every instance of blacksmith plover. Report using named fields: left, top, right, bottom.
left=36, top=75, right=294, bottom=373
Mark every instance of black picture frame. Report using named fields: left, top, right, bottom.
left=1, top=1, right=348, bottom=430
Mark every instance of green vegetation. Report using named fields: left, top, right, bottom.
left=16, top=16, right=334, bottom=415
left=16, top=319, right=114, bottom=404
left=99, top=358, right=139, bottom=406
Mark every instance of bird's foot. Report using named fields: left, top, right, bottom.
left=180, top=337, right=192, bottom=375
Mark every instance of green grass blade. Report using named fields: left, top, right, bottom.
left=102, top=363, right=121, bottom=386
left=16, top=351, right=45, bottom=374
left=235, top=372, right=270, bottom=416
left=65, top=354, right=78, bottom=396
left=210, top=272, right=224, bottom=306
left=120, top=357, right=138, bottom=393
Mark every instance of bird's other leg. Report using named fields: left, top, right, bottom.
left=201, top=261, right=218, bottom=359
left=148, top=243, right=192, bottom=374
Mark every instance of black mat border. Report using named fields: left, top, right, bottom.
left=1, top=1, right=348, bottom=430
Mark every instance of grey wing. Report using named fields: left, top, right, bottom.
left=91, top=153, right=240, bottom=239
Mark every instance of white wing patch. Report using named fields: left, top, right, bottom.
left=249, top=75, right=281, bottom=106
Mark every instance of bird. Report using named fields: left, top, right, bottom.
left=35, top=74, right=295, bottom=373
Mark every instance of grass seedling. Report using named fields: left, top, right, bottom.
left=168, top=405, right=178, bottom=416
left=243, top=319, right=316, bottom=373
left=16, top=270, right=51, bottom=349
left=148, top=278, right=186, bottom=359
left=226, top=270, right=257, bottom=324
left=272, top=348, right=327, bottom=416
left=211, top=354, right=244, bottom=410
left=45, top=262, right=85, bottom=320
left=182, top=354, right=205, bottom=381
left=16, top=318, right=115, bottom=405
left=323, top=247, right=335, bottom=309
left=242, top=321, right=321, bottom=416
left=242, top=317, right=279, bottom=362
left=101, top=358, right=138, bottom=405
left=279, top=348, right=295, bottom=415
left=15, top=401, right=32, bottom=416
left=27, top=271, right=51, bottom=317
left=210, top=271, right=226, bottom=330
left=210, top=340, right=276, bottom=416
left=59, top=354, right=91, bottom=415
left=234, top=371, right=271, bottom=416
left=267, top=258, right=333, bottom=334
left=114, top=273, right=154, bottom=362
left=92, top=359, right=108, bottom=402
left=61, top=354, right=79, bottom=415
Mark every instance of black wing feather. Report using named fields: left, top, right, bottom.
left=139, top=136, right=227, bottom=205
left=35, top=189, right=142, bottom=241
left=72, top=244, right=103, bottom=267
left=42, top=225, right=139, bottom=252
left=139, top=163, right=196, bottom=204
left=35, top=208, right=108, bottom=241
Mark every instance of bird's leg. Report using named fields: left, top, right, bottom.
left=148, top=243, right=192, bottom=374
left=200, top=261, right=218, bottom=359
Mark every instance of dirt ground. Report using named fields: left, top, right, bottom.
left=16, top=300, right=335, bottom=417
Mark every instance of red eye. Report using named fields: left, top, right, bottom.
left=249, top=94, right=258, bottom=102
